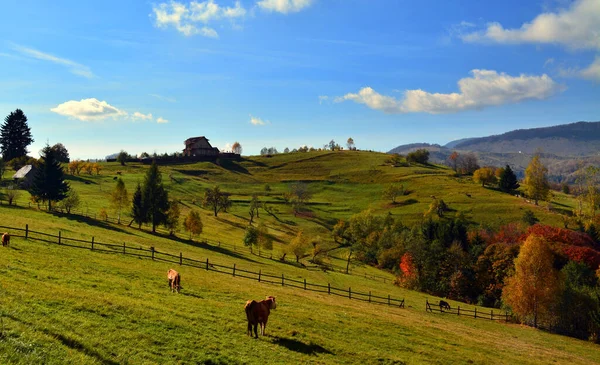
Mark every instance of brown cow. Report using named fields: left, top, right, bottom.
left=245, top=296, right=276, bottom=338
left=2, top=233, right=9, bottom=247
left=167, top=269, right=181, bottom=293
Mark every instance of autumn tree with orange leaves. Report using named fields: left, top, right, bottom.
left=502, top=235, right=561, bottom=328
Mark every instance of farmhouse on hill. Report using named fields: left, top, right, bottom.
left=183, top=136, right=220, bottom=157
left=12, top=164, right=36, bottom=188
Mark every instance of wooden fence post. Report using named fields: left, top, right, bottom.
left=506, top=311, right=509, bottom=322
left=474, top=307, right=477, bottom=319
left=328, top=283, right=330, bottom=294
left=348, top=287, right=351, bottom=299
left=388, top=295, right=391, bottom=306
left=179, top=252, right=182, bottom=265
left=151, top=247, right=155, bottom=260
left=258, top=270, right=261, bottom=282
left=233, top=264, right=236, bottom=277
left=58, top=231, right=61, bottom=244
left=491, top=310, right=493, bottom=320
left=304, top=279, right=306, bottom=290
left=458, top=306, right=460, bottom=316
left=91, top=237, right=94, bottom=250
left=25, top=224, right=28, bottom=239
left=206, top=258, right=209, bottom=270
left=369, top=291, right=371, bottom=303
left=281, top=274, right=284, bottom=286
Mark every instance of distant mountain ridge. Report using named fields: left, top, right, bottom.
left=387, top=120, right=600, bottom=182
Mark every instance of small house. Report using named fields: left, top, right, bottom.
left=183, top=136, right=219, bottom=157
left=12, top=164, right=36, bottom=188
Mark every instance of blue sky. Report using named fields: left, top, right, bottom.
left=0, top=0, right=598, bottom=159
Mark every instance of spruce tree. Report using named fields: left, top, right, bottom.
left=0, top=109, right=34, bottom=161
left=29, top=144, right=69, bottom=210
left=499, top=164, right=520, bottom=193
left=131, top=182, right=146, bottom=229
left=142, top=161, right=169, bottom=233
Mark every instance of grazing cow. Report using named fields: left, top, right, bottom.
left=465, top=193, right=472, bottom=198
left=2, top=233, right=9, bottom=247
left=245, top=296, right=277, bottom=338
left=167, top=269, right=181, bottom=293
left=439, top=300, right=451, bottom=311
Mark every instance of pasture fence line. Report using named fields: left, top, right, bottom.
left=426, top=299, right=511, bottom=322
left=0, top=223, right=406, bottom=310
left=0, top=199, right=392, bottom=284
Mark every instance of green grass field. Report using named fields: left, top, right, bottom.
left=0, top=151, right=595, bottom=364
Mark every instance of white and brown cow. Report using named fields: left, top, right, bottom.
left=167, top=269, right=181, bottom=293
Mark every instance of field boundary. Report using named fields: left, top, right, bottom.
left=0, top=199, right=392, bottom=284
left=0, top=223, right=406, bottom=309
left=426, top=299, right=511, bottom=322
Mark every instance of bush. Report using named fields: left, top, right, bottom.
left=406, top=149, right=430, bottom=164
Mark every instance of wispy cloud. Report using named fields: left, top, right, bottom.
left=462, top=0, right=600, bottom=50
left=257, top=0, right=314, bottom=14
left=12, top=44, right=95, bottom=78
left=318, top=95, right=329, bottom=104
left=580, top=57, right=600, bottom=82
left=152, top=0, right=246, bottom=37
left=250, top=115, right=268, bottom=125
left=132, top=112, right=154, bottom=121
left=157, top=117, right=170, bottom=124
left=149, top=93, right=177, bottom=103
left=336, top=69, right=563, bottom=114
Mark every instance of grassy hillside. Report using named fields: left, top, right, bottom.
left=2, top=151, right=576, bottom=252
left=1, top=207, right=599, bottom=364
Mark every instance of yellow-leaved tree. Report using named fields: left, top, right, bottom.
left=502, top=235, right=560, bottom=328
left=523, top=154, right=550, bottom=205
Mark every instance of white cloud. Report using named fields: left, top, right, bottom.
left=51, top=98, right=128, bottom=121
left=157, top=117, right=170, bottom=124
left=462, top=0, right=600, bottom=50
left=12, top=45, right=95, bottom=78
left=318, top=95, right=329, bottom=104
left=580, top=57, right=600, bottom=81
left=132, top=112, right=154, bottom=121
left=152, top=1, right=246, bottom=37
left=250, top=115, right=267, bottom=125
left=337, top=69, right=563, bottom=114
left=257, top=0, right=314, bottom=14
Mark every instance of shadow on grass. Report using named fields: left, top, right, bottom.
left=49, top=212, right=134, bottom=236
left=154, top=233, right=260, bottom=264
left=218, top=159, right=250, bottom=175
left=272, top=336, right=333, bottom=356
left=65, top=175, right=98, bottom=185
left=180, top=291, right=204, bottom=299
left=4, top=314, right=119, bottom=365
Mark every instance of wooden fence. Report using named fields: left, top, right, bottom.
left=0, top=223, right=405, bottom=309
left=426, top=299, right=511, bottom=322
left=0, top=199, right=392, bottom=284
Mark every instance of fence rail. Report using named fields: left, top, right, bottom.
left=0, top=223, right=405, bottom=310
left=0, top=199, right=392, bottom=284
left=426, top=300, right=511, bottom=322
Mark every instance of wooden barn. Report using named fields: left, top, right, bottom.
left=183, top=136, right=220, bottom=157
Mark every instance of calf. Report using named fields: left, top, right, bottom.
left=167, top=269, right=181, bottom=293
left=245, top=296, right=276, bottom=338
left=1, top=233, right=9, bottom=247
left=439, top=300, right=451, bottom=311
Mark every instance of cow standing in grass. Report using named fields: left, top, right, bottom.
left=439, top=300, right=451, bottom=311
left=2, top=233, right=9, bottom=247
left=245, top=296, right=276, bottom=338
left=167, top=269, right=181, bottom=293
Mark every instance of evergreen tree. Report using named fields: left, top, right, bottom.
left=0, top=109, right=34, bottom=161
left=29, top=144, right=69, bottom=210
left=142, top=162, right=169, bottom=233
left=499, top=164, right=520, bottom=193
left=131, top=183, right=146, bottom=229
